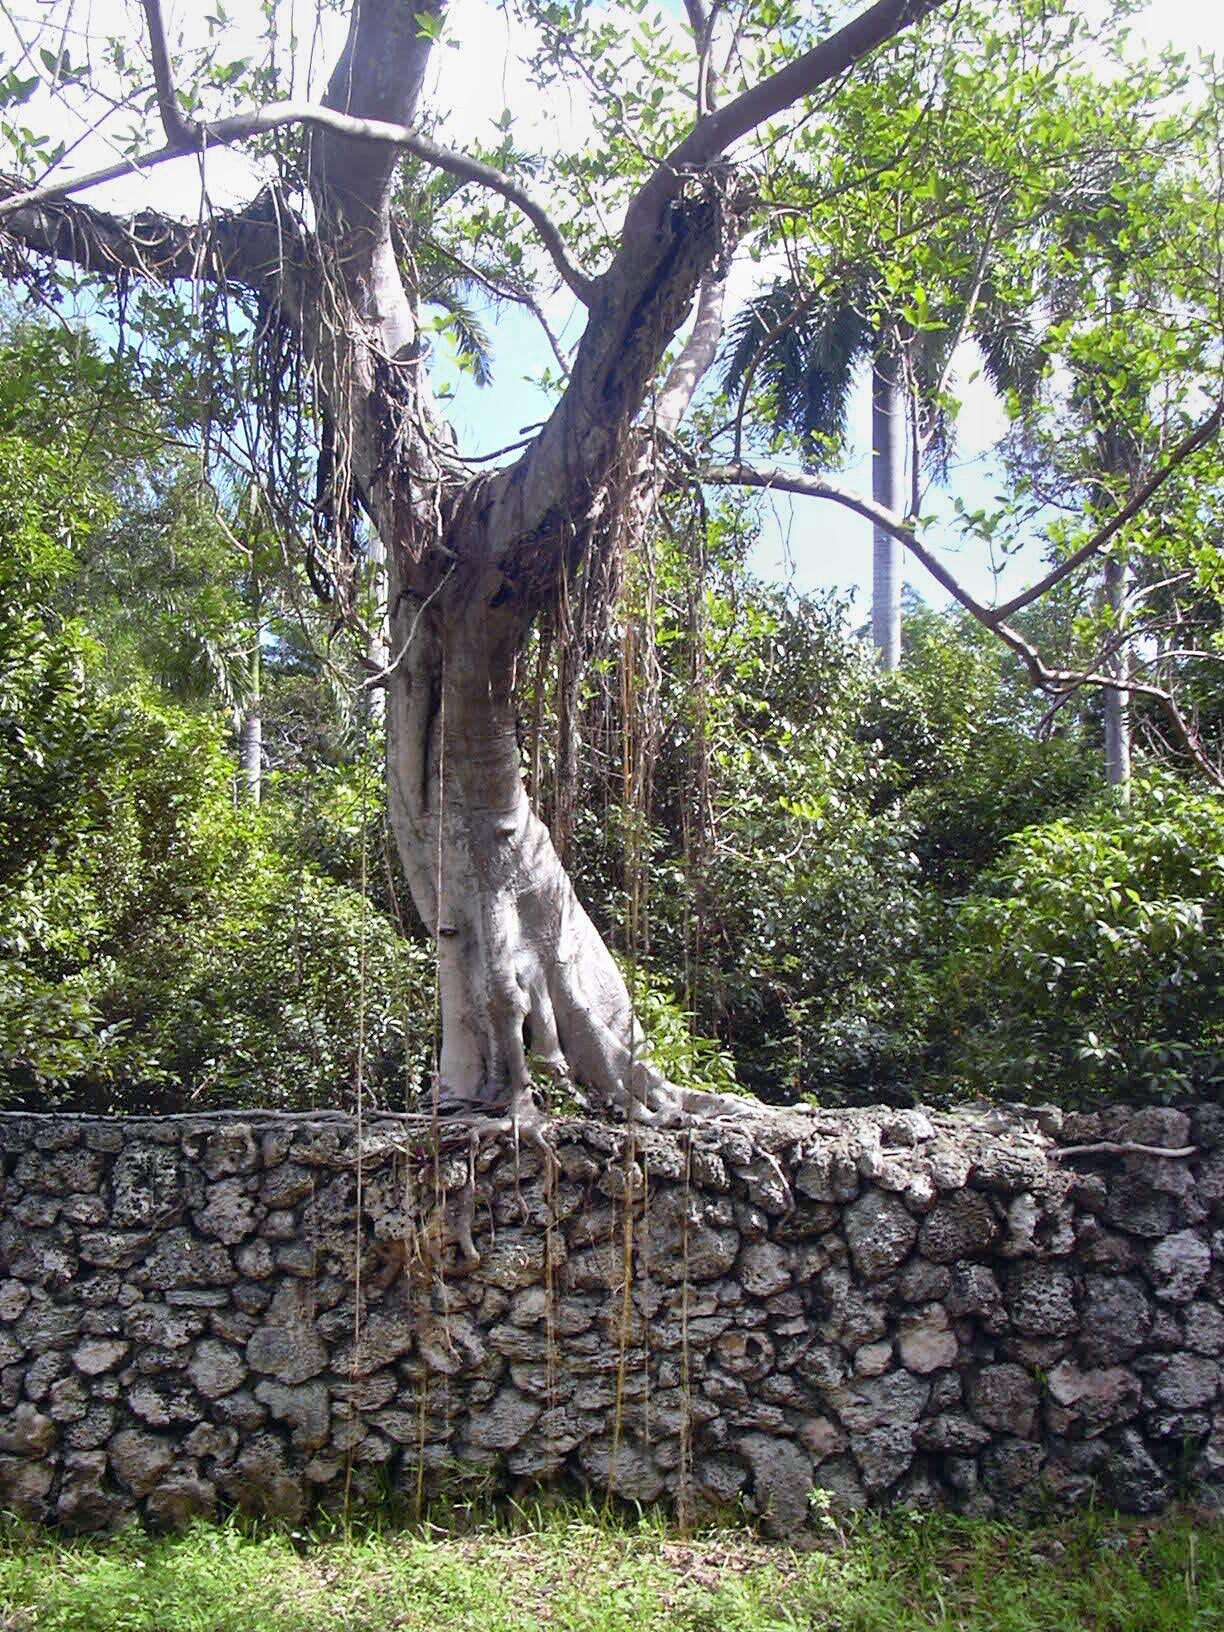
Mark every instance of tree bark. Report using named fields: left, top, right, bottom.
left=871, top=351, right=905, bottom=670
left=382, top=555, right=685, bottom=1121
left=239, top=685, right=262, bottom=806
left=238, top=708, right=262, bottom=804
left=239, top=608, right=263, bottom=806
left=365, top=534, right=389, bottom=729
left=1103, top=552, right=1131, bottom=792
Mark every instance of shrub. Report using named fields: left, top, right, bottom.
left=935, top=774, right=1224, bottom=1104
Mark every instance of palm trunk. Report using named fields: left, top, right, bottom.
left=239, top=636, right=262, bottom=806
left=1103, top=552, right=1131, bottom=793
left=871, top=352, right=905, bottom=671
left=366, top=533, right=389, bottom=728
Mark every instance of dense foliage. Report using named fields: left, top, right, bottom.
left=940, top=776, right=1224, bottom=1104
left=0, top=329, right=432, bottom=1111
left=1, top=307, right=1221, bottom=1112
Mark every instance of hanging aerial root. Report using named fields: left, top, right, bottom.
left=464, top=1085, right=558, bottom=1181
left=409, top=1087, right=561, bottom=1274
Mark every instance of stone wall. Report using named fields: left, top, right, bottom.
left=0, top=1102, right=1222, bottom=1534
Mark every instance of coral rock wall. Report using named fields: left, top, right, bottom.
left=1, top=1103, right=1222, bottom=1534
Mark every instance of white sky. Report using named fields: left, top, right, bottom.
left=3, top=0, right=1221, bottom=613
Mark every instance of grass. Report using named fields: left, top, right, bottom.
left=0, top=1500, right=1220, bottom=1632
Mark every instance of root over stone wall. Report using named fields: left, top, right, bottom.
left=0, top=1102, right=1222, bottom=1535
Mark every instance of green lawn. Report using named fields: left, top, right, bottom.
left=0, top=1503, right=1219, bottom=1632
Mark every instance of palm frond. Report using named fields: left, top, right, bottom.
left=720, top=282, right=871, bottom=467
left=431, top=286, right=494, bottom=388
left=972, top=296, right=1046, bottom=413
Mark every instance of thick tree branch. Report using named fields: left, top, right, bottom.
left=0, top=101, right=595, bottom=306
left=656, top=273, right=728, bottom=434
left=314, top=0, right=444, bottom=231
left=477, top=0, right=945, bottom=565
left=0, top=179, right=294, bottom=291
left=689, top=0, right=944, bottom=156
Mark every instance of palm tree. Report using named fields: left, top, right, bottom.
left=720, top=276, right=1042, bottom=669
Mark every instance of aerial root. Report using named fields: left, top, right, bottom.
left=423, top=1077, right=796, bottom=1269
left=432, top=1087, right=560, bottom=1271
left=463, top=1085, right=556, bottom=1167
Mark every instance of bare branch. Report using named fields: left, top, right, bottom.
left=992, top=400, right=1224, bottom=621
left=140, top=0, right=193, bottom=146
left=702, top=458, right=1224, bottom=788
left=682, top=0, right=717, bottom=116
left=705, top=458, right=984, bottom=607
left=424, top=237, right=573, bottom=378
left=0, top=147, right=196, bottom=221
left=1053, top=1142, right=1197, bottom=1160
left=0, top=100, right=595, bottom=306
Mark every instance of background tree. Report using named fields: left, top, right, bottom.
left=993, top=101, right=1224, bottom=791
left=713, top=31, right=1092, bottom=669
left=706, top=59, right=1223, bottom=787
left=715, top=45, right=1055, bottom=669
left=719, top=277, right=1040, bottom=670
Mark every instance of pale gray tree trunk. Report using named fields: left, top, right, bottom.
left=382, top=564, right=691, bottom=1123
left=365, top=533, right=389, bottom=727
left=239, top=637, right=262, bottom=805
left=1103, top=552, right=1131, bottom=792
left=871, top=352, right=905, bottom=670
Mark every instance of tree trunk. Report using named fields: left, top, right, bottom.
left=1103, top=552, right=1131, bottom=793
left=239, top=637, right=262, bottom=806
left=871, top=352, right=905, bottom=670
left=382, top=556, right=685, bottom=1123
left=365, top=533, right=389, bottom=728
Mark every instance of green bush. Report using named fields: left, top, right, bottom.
left=0, top=686, right=435, bottom=1110
left=0, top=335, right=435, bottom=1113
left=935, top=774, right=1224, bottom=1104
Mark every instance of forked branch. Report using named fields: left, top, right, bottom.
left=140, top=0, right=193, bottom=147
